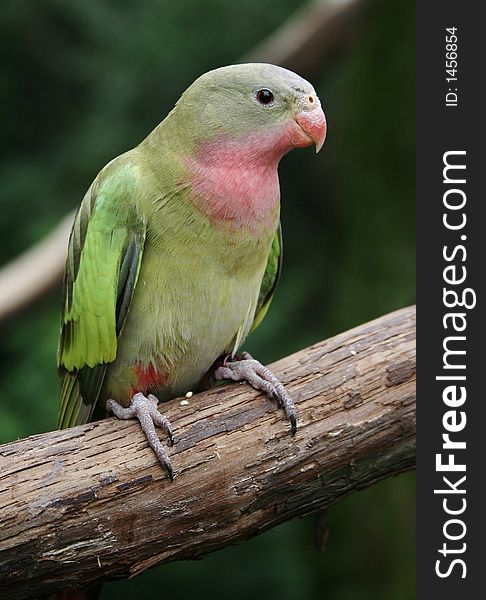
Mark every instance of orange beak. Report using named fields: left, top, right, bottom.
left=295, top=106, right=327, bottom=153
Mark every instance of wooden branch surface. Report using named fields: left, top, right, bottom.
left=0, top=306, right=415, bottom=599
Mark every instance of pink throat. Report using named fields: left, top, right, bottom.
left=185, top=126, right=296, bottom=232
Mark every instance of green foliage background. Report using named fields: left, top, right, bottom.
left=0, top=0, right=415, bottom=598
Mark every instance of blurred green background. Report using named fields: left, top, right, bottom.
left=0, top=0, right=415, bottom=598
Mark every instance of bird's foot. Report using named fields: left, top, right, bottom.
left=106, top=393, right=174, bottom=480
left=215, top=351, right=297, bottom=434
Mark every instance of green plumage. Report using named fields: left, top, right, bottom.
left=57, top=63, right=320, bottom=430
left=58, top=161, right=147, bottom=427
left=250, top=224, right=282, bottom=334
left=57, top=152, right=281, bottom=428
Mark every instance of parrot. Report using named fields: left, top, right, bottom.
left=57, top=63, right=327, bottom=479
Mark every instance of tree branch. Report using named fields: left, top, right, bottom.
left=242, top=0, right=368, bottom=77
left=0, top=306, right=415, bottom=599
left=0, top=211, right=75, bottom=323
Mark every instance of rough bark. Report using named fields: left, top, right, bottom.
left=0, top=306, right=415, bottom=599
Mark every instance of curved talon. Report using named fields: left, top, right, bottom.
left=167, top=427, right=175, bottom=447
left=147, top=394, right=174, bottom=446
left=107, top=392, right=174, bottom=478
left=289, top=413, right=297, bottom=436
left=163, top=458, right=174, bottom=482
left=215, top=354, right=297, bottom=434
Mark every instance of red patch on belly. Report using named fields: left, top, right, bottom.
left=131, top=361, right=168, bottom=395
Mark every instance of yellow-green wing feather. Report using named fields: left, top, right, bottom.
left=250, top=222, right=282, bottom=334
left=57, top=165, right=146, bottom=428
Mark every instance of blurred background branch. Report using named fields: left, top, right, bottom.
left=0, top=211, right=74, bottom=322
left=0, top=307, right=415, bottom=600
left=244, top=0, right=368, bottom=75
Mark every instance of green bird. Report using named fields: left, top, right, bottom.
left=57, top=63, right=327, bottom=478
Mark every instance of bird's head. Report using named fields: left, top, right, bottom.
left=172, top=63, right=327, bottom=162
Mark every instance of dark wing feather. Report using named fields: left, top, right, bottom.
left=250, top=221, right=283, bottom=334
left=57, top=165, right=146, bottom=428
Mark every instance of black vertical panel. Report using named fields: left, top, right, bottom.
left=417, top=2, right=483, bottom=597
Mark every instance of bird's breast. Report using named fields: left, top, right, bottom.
left=184, top=143, right=281, bottom=234
left=108, top=218, right=276, bottom=401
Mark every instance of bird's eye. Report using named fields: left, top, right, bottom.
left=256, top=89, right=274, bottom=105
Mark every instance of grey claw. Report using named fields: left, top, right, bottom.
left=107, top=393, right=175, bottom=477
left=164, top=459, right=174, bottom=482
left=290, top=413, right=297, bottom=436
left=215, top=355, right=297, bottom=434
left=167, top=426, right=175, bottom=447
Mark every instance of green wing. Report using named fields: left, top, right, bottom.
left=57, top=165, right=146, bottom=428
left=250, top=222, right=283, bottom=334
